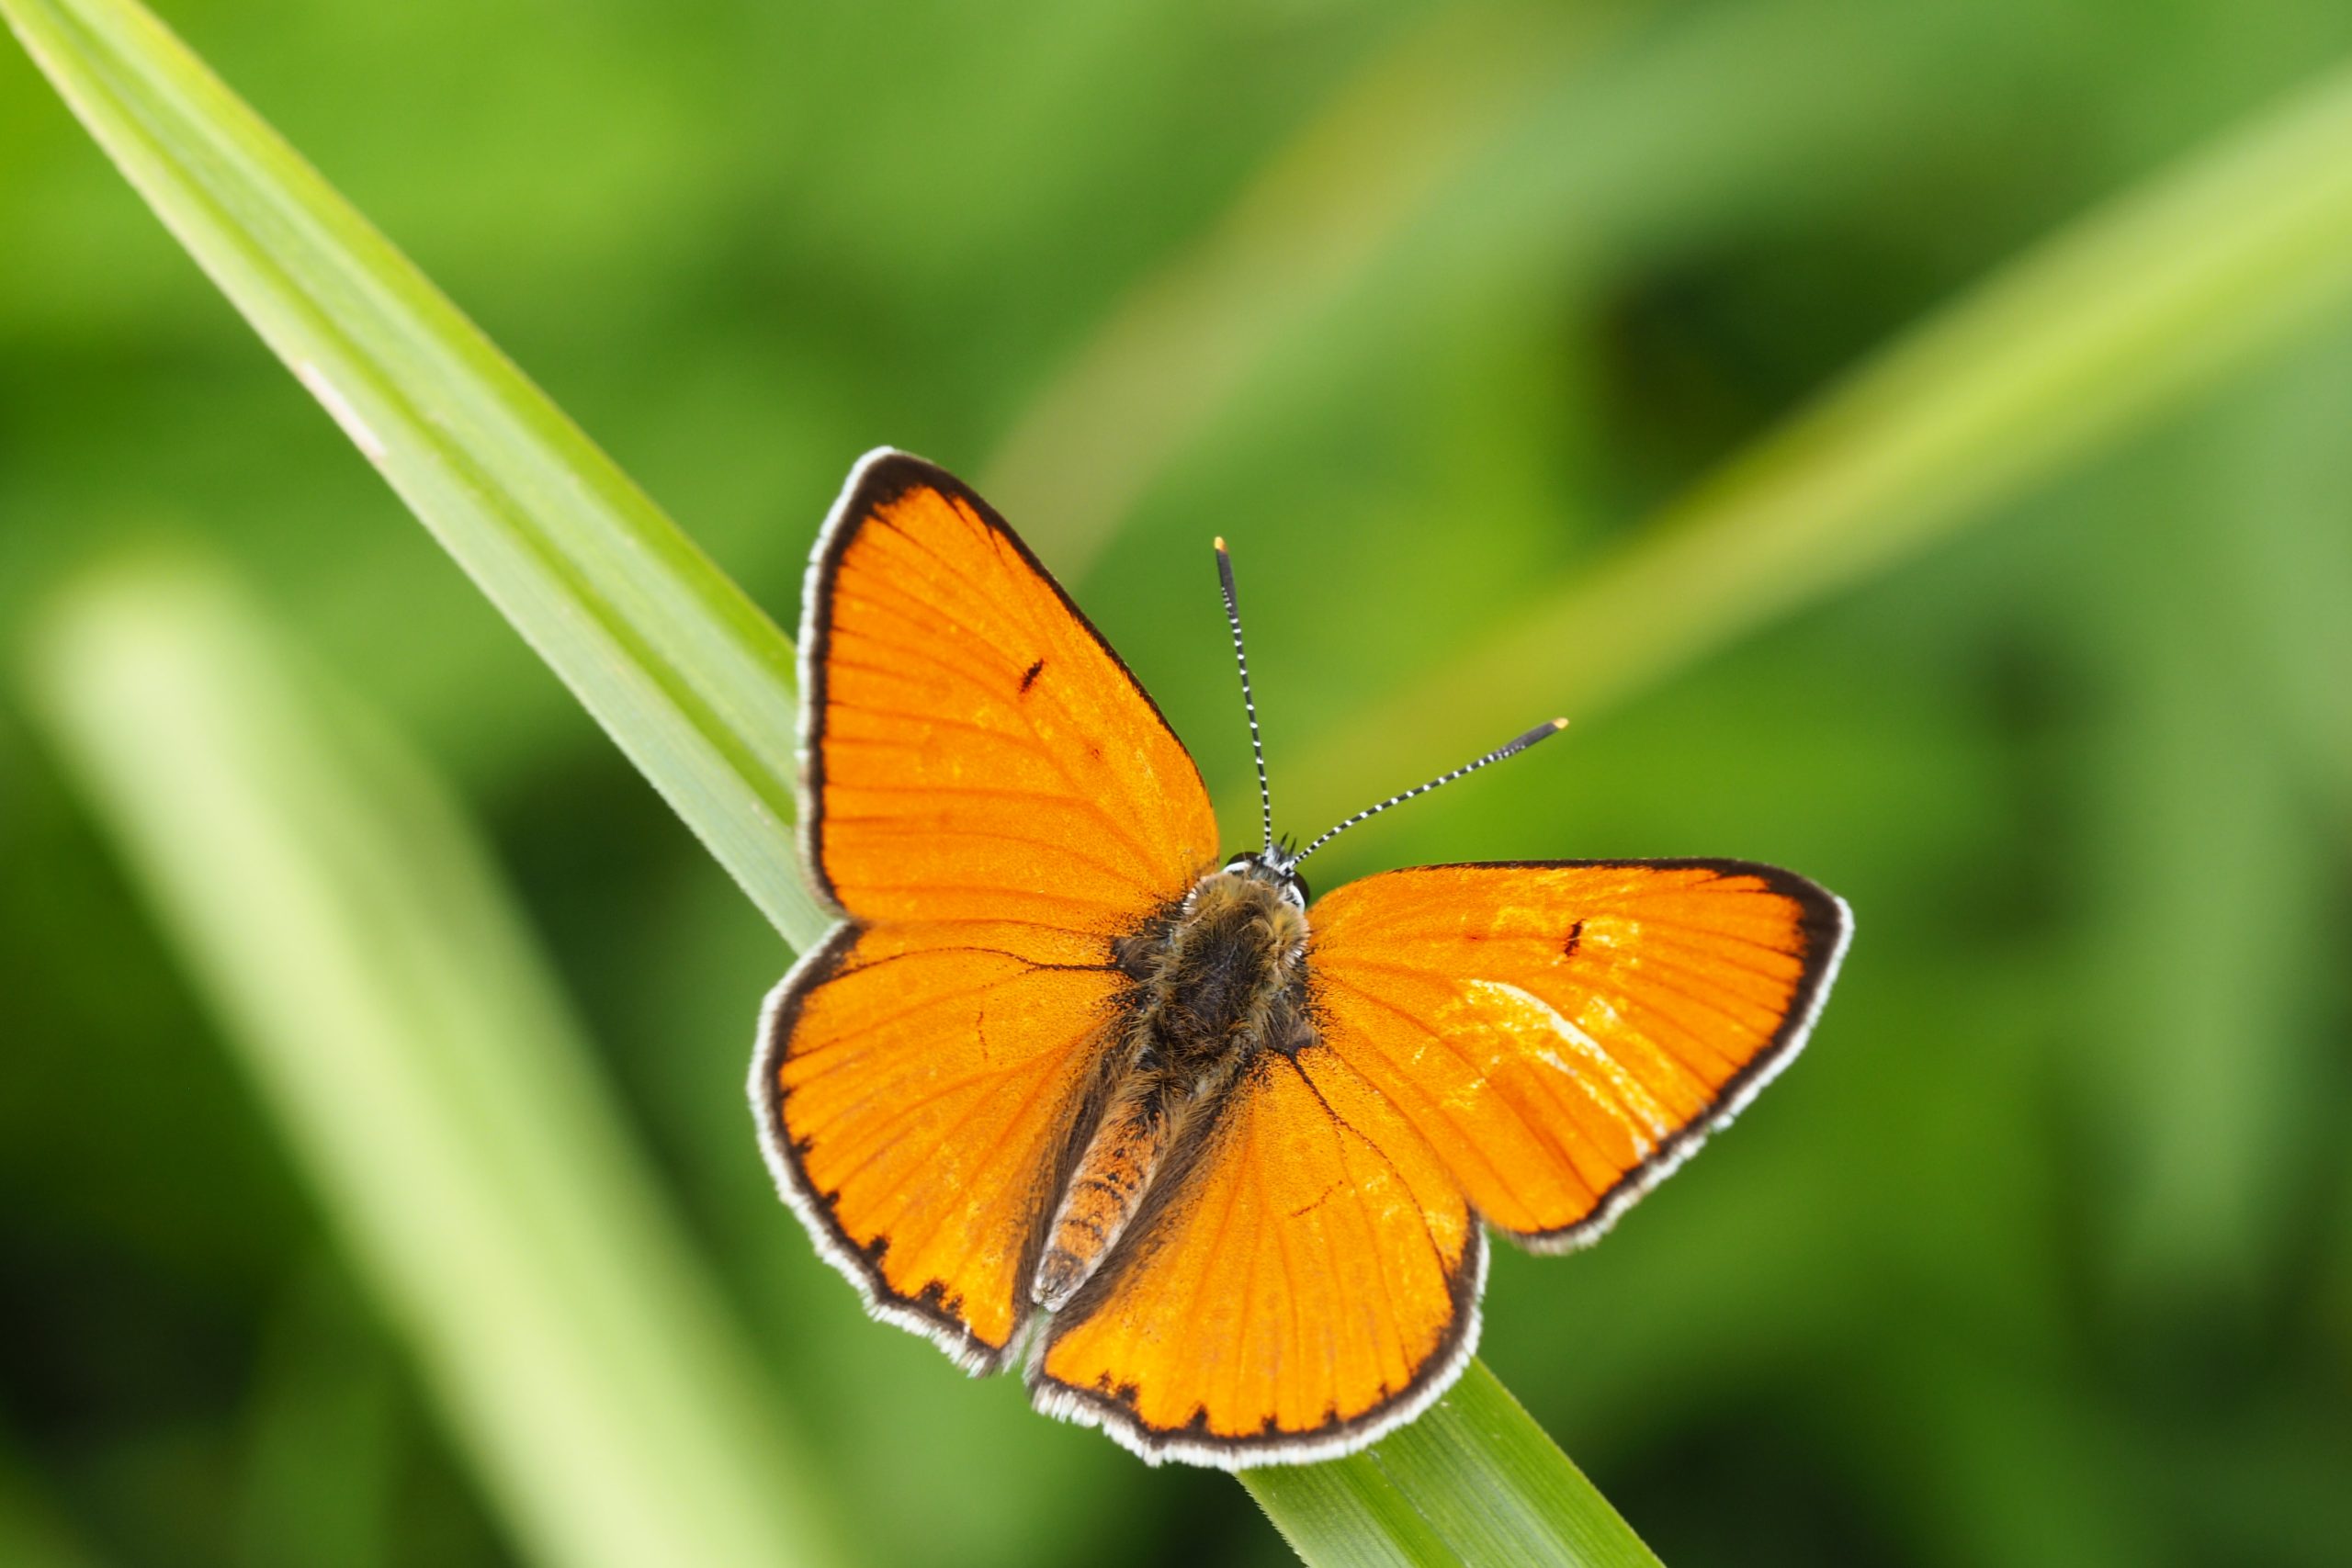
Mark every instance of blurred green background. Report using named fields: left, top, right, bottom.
left=4, top=1, right=2350, bottom=1565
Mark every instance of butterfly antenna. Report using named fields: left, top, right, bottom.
left=1288, top=717, right=1569, bottom=869
left=1214, top=538, right=1276, bottom=858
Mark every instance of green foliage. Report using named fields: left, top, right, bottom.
left=1285, top=53, right=2352, bottom=810
left=3, top=1, right=1663, bottom=1560
left=4, top=0, right=2350, bottom=1565
left=28, top=559, right=847, bottom=1568
left=1245, top=1363, right=1666, bottom=1568
left=4, top=0, right=826, bottom=951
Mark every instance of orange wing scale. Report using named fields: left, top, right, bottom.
left=1032, top=1048, right=1479, bottom=1463
left=755, top=453, right=1219, bottom=1372
left=1307, top=860, right=1849, bottom=1249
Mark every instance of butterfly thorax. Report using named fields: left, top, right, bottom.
left=1032, top=868, right=1310, bottom=1313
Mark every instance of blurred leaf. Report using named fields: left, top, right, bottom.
left=985, top=2, right=1611, bottom=574
left=2188, top=1412, right=2352, bottom=1568
left=1869, top=1341, right=2159, bottom=1568
left=989, top=0, right=1993, bottom=583
left=0, top=0, right=830, bottom=952
left=25, top=556, right=847, bottom=1568
left=235, top=1263, right=400, bottom=1568
left=1245, top=1362, right=1664, bottom=1568
left=2218, top=336, right=2352, bottom=835
left=1281, top=55, right=2352, bottom=813
left=2076, top=441, right=2332, bottom=1312
left=0, top=1438, right=105, bottom=1568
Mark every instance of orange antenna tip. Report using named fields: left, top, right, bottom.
left=1214, top=536, right=1228, bottom=553
left=1551, top=717, right=1569, bottom=731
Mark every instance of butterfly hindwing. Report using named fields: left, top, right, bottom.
left=1306, top=859, right=1851, bottom=1249
left=1030, top=1045, right=1480, bottom=1466
left=755, top=451, right=1221, bottom=1372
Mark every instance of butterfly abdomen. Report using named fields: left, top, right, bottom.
left=1034, top=1076, right=1175, bottom=1311
left=1032, top=871, right=1310, bottom=1313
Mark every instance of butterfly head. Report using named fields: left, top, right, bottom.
left=1220, top=847, right=1310, bottom=910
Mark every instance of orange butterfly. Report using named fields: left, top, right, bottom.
left=752, top=450, right=1851, bottom=1467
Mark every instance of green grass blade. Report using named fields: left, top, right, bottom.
left=1, top=0, right=830, bottom=952
left=1245, top=1363, right=1663, bottom=1568
left=1283, top=56, right=2352, bottom=812
left=4, top=1, right=1679, bottom=1560
left=25, top=557, right=850, bottom=1568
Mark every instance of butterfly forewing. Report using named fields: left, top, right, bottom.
left=1306, top=860, right=1850, bottom=1248
left=756, top=452, right=1220, bottom=1372
left=801, top=455, right=1217, bottom=932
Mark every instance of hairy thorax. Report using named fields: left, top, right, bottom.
left=1032, top=868, right=1310, bottom=1312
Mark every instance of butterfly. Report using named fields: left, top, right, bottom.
left=752, top=449, right=1852, bottom=1468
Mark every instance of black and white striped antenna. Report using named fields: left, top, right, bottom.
left=1214, top=537, right=1567, bottom=874
left=1213, top=538, right=1275, bottom=858
left=1283, top=717, right=1568, bottom=871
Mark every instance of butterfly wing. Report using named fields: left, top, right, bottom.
left=753, top=450, right=1220, bottom=1372
left=796, top=450, right=1217, bottom=931
left=1027, top=858, right=1846, bottom=1462
left=1029, top=1047, right=1481, bottom=1466
left=1306, top=859, right=1850, bottom=1249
